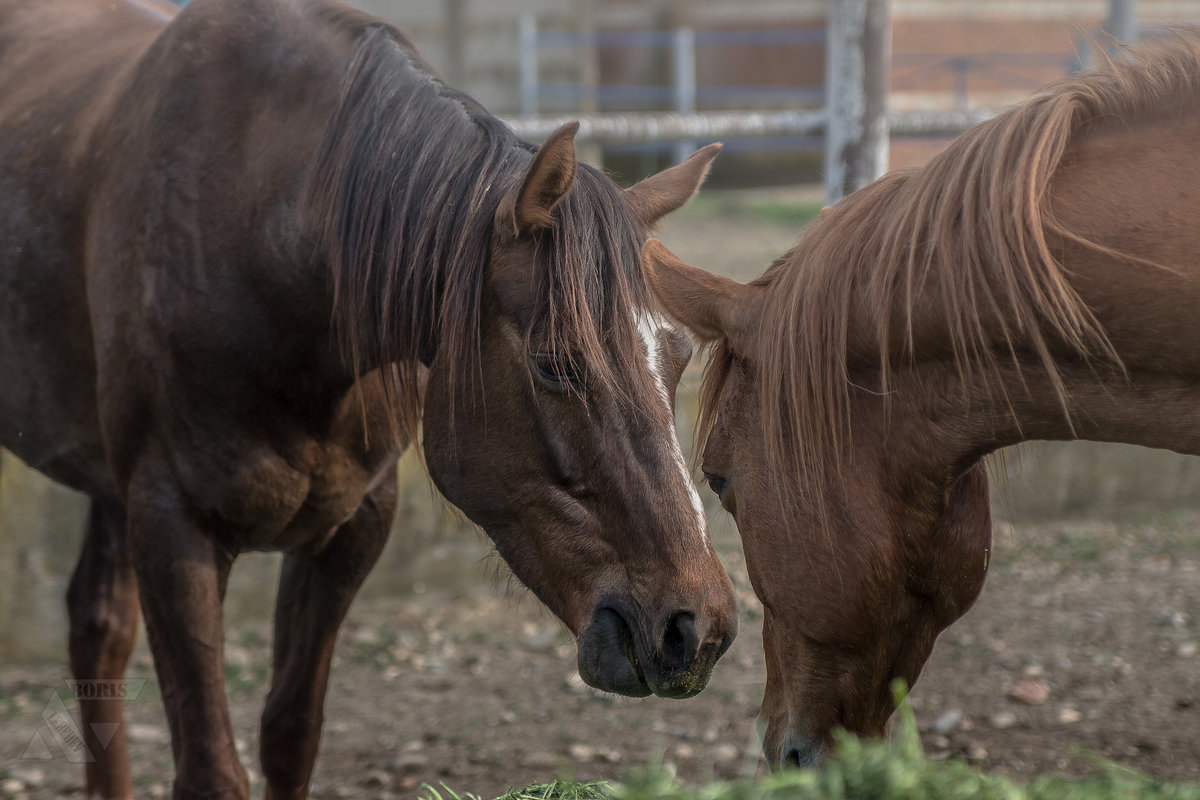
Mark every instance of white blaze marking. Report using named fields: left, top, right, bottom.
left=636, top=311, right=709, bottom=543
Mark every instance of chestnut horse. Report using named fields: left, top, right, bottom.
left=647, top=31, right=1200, bottom=769
left=0, top=0, right=738, bottom=797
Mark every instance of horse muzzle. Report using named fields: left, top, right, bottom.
left=576, top=601, right=735, bottom=699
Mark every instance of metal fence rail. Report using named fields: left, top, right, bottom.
left=502, top=107, right=1000, bottom=146
left=518, top=19, right=826, bottom=116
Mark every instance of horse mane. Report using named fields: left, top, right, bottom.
left=702, top=30, right=1200, bottom=514
left=303, top=22, right=650, bottom=439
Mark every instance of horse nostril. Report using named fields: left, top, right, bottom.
left=777, top=734, right=826, bottom=770
left=661, top=611, right=700, bottom=670
left=576, top=606, right=651, bottom=697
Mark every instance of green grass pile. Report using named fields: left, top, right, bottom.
left=420, top=780, right=612, bottom=800
left=609, top=741, right=1200, bottom=800
left=422, top=742, right=1199, bottom=800
left=421, top=690, right=1200, bottom=800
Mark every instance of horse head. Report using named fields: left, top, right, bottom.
left=643, top=239, right=992, bottom=763
left=420, top=129, right=738, bottom=700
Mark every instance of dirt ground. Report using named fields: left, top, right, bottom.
left=2, top=511, right=1199, bottom=799
left=2, top=190, right=1199, bottom=797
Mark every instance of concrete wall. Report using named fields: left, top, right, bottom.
left=0, top=453, right=88, bottom=660
left=996, top=441, right=1200, bottom=522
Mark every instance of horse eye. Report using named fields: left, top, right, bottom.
left=702, top=470, right=730, bottom=500
left=529, top=353, right=583, bottom=392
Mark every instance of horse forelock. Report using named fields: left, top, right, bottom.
left=302, top=25, right=653, bottom=440
left=747, top=30, right=1200, bottom=521
left=526, top=164, right=655, bottom=406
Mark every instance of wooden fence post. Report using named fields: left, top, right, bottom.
left=824, top=0, right=892, bottom=204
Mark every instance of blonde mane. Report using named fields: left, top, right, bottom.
left=702, top=30, right=1200, bottom=513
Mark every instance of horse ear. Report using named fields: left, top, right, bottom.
left=642, top=239, right=758, bottom=351
left=624, top=143, right=722, bottom=226
left=499, top=121, right=580, bottom=236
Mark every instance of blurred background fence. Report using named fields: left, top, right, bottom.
left=5, top=0, right=1200, bottom=660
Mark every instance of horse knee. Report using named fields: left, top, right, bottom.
left=67, top=580, right=138, bottom=675
left=68, top=601, right=137, bottom=653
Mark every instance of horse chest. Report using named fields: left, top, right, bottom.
left=280, top=457, right=391, bottom=552
left=178, top=441, right=388, bottom=553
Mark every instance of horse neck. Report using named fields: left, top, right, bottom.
left=888, top=121, right=1200, bottom=472
left=882, top=238, right=1200, bottom=476
left=899, top=355, right=1200, bottom=483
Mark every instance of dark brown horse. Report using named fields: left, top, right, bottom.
left=646, top=31, right=1200, bottom=769
left=0, top=0, right=738, bottom=797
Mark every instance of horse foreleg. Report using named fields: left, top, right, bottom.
left=259, top=472, right=396, bottom=800
left=66, top=500, right=139, bottom=800
left=126, top=459, right=248, bottom=800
